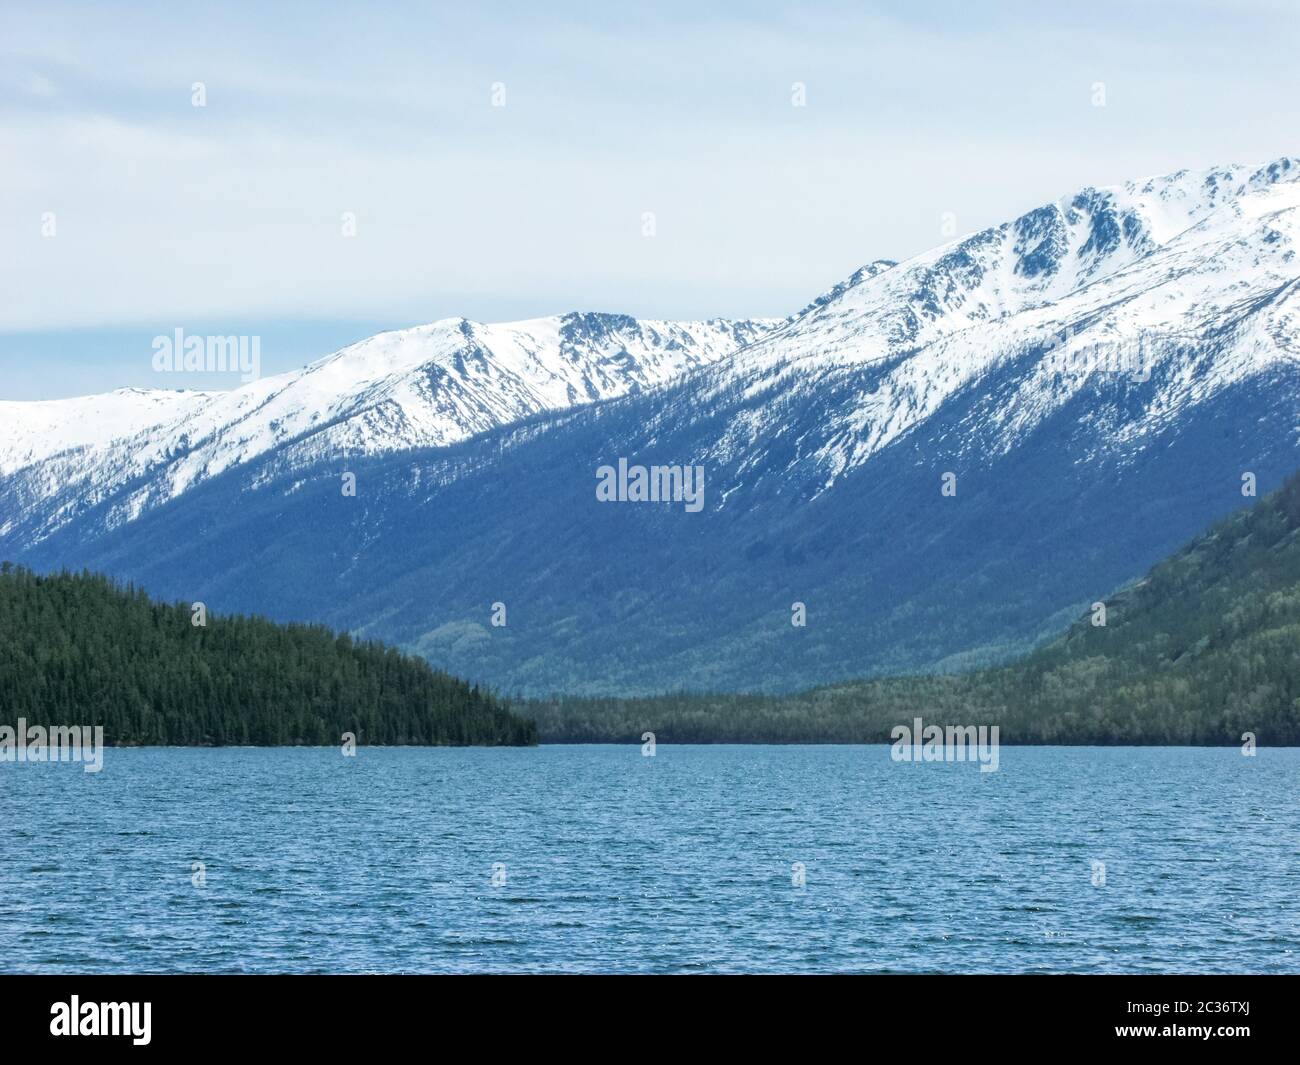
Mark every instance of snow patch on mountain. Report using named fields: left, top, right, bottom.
left=0, top=387, right=215, bottom=476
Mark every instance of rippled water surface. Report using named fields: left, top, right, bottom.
left=2, top=745, right=1297, bottom=973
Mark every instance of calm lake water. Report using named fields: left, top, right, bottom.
left=2, top=745, right=1297, bottom=973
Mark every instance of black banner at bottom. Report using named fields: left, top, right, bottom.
left=2, top=974, right=1289, bottom=1051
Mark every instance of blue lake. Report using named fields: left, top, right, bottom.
left=2, top=745, right=1297, bottom=973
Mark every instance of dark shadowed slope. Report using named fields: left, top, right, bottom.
left=530, top=470, right=1300, bottom=744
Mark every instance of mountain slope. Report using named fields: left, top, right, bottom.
left=0, top=312, right=773, bottom=546
left=529, top=469, right=1300, bottom=743
left=0, top=387, right=215, bottom=477
left=5, top=158, right=1300, bottom=694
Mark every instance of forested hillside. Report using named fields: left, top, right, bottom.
left=6, top=465, right=1298, bottom=748
left=0, top=565, right=536, bottom=746
left=529, top=470, right=1300, bottom=745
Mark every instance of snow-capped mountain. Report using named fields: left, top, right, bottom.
left=705, top=157, right=1300, bottom=490
left=0, top=313, right=773, bottom=544
left=5, top=158, right=1299, bottom=693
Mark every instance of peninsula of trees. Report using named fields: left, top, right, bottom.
left=0, top=565, right=537, bottom=747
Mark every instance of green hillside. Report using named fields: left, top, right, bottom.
left=530, top=470, right=1300, bottom=745
left=0, top=565, right=536, bottom=746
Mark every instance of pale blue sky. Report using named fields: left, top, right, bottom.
left=2, top=0, right=1297, bottom=398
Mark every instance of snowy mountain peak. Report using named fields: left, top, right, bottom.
left=727, top=156, right=1300, bottom=384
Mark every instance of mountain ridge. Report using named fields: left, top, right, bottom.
left=4, top=156, right=1299, bottom=694
left=1, top=311, right=775, bottom=545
